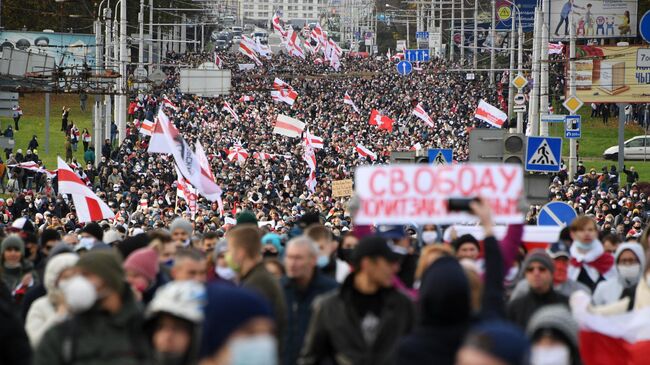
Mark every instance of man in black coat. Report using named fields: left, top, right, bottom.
left=507, top=250, right=569, bottom=328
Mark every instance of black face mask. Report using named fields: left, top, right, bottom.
left=262, top=250, right=278, bottom=258
left=338, top=248, right=354, bottom=263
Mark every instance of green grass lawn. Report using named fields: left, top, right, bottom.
left=5, top=94, right=93, bottom=169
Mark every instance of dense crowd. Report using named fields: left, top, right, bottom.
left=0, top=49, right=649, bottom=365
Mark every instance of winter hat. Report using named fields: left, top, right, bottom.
left=236, top=210, right=258, bottom=225
left=199, top=283, right=273, bottom=359
left=170, top=217, right=193, bottom=235
left=123, top=247, right=159, bottom=283
left=261, top=233, right=283, bottom=255
left=522, top=249, right=555, bottom=274
left=464, top=320, right=530, bottom=365
left=81, top=222, right=104, bottom=241
left=419, top=256, right=470, bottom=326
left=48, top=242, right=74, bottom=257
left=44, top=253, right=79, bottom=292
left=40, top=229, right=61, bottom=247
left=452, top=234, right=480, bottom=252
left=103, top=230, right=123, bottom=245
left=116, top=233, right=151, bottom=260
left=1, top=234, right=24, bottom=256
left=11, top=217, right=35, bottom=233
left=526, top=305, right=579, bottom=350
left=76, top=250, right=125, bottom=294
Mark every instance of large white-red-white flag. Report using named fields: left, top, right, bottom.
left=57, top=157, right=114, bottom=223
left=213, top=52, right=223, bottom=69
left=303, top=129, right=324, bottom=149
left=273, top=114, right=305, bottom=138
left=222, top=101, right=239, bottom=122
left=343, top=92, right=361, bottom=114
left=368, top=109, right=394, bottom=132
left=271, top=78, right=298, bottom=106
left=8, top=162, right=56, bottom=178
left=272, top=13, right=287, bottom=38
left=548, top=42, right=564, bottom=55
left=474, top=99, right=508, bottom=128
left=356, top=143, right=377, bottom=161
left=194, top=141, right=224, bottom=213
left=412, top=103, right=434, bottom=127
left=139, top=118, right=155, bottom=136
left=162, top=96, right=178, bottom=111
left=239, top=42, right=263, bottom=66
left=285, top=29, right=305, bottom=59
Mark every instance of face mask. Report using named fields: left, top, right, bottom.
left=59, top=275, right=97, bottom=313
left=162, top=259, right=174, bottom=268
left=338, top=248, right=353, bottom=263
left=216, top=266, right=236, bottom=281
left=225, top=252, right=240, bottom=273
left=573, top=240, right=593, bottom=251
left=316, top=255, right=330, bottom=268
left=531, top=345, right=570, bottom=365
left=618, top=264, right=641, bottom=285
left=421, top=231, right=438, bottom=244
left=229, top=334, right=277, bottom=365
left=153, top=352, right=185, bottom=365
left=262, top=250, right=278, bottom=258
left=77, top=237, right=95, bottom=251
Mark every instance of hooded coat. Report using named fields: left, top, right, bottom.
left=397, top=256, right=471, bottom=365
left=592, top=243, right=646, bottom=306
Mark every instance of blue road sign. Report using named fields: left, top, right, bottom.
left=641, top=11, right=650, bottom=43
left=541, top=114, right=566, bottom=123
left=415, top=31, right=429, bottom=39
left=428, top=149, right=453, bottom=165
left=537, top=202, right=578, bottom=227
left=396, top=61, right=412, bottom=75
left=404, top=49, right=430, bottom=62
left=525, top=136, right=562, bottom=172
left=565, top=115, right=581, bottom=138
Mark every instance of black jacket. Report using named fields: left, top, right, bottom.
left=282, top=270, right=338, bottom=365
left=298, top=272, right=415, bottom=365
left=507, top=288, right=569, bottom=328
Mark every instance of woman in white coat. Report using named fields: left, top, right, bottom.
left=592, top=242, right=645, bottom=307
left=24, top=252, right=78, bottom=347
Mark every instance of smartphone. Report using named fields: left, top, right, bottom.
left=447, top=198, right=478, bottom=212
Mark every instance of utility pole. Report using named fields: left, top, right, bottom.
left=104, top=6, right=112, bottom=143
left=507, top=6, right=516, bottom=120
left=490, top=0, right=496, bottom=85
left=180, top=14, right=187, bottom=54
left=460, top=0, right=465, bottom=63
left=139, top=0, right=145, bottom=66
left=539, top=0, right=550, bottom=136
left=529, top=7, right=541, bottom=136
left=119, top=0, right=127, bottom=141
left=94, top=19, right=104, bottom=166
left=568, top=14, right=577, bottom=179
left=516, top=17, right=524, bottom=134
left=450, top=0, right=455, bottom=61
left=149, top=0, right=154, bottom=65
left=473, top=0, right=478, bottom=69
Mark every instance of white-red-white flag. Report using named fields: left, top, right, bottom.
left=368, top=109, right=395, bottom=132
left=239, top=42, right=263, bottom=66
left=194, top=142, right=223, bottom=213
left=272, top=13, right=287, bottom=38
left=548, top=42, right=564, bottom=55
left=139, top=119, right=155, bottom=136
left=303, top=147, right=317, bottom=172
left=271, top=78, right=298, bottom=106
left=306, top=170, right=317, bottom=193
left=253, top=152, right=273, bottom=160
left=273, top=114, right=305, bottom=138
left=214, top=52, right=223, bottom=69
left=285, top=28, right=305, bottom=59
left=222, top=101, right=239, bottom=122
left=411, top=142, right=423, bottom=151
left=474, top=99, right=507, bottom=128
left=303, top=129, right=324, bottom=149
left=8, top=162, right=56, bottom=178
left=356, top=143, right=377, bottom=161
left=412, top=103, right=434, bottom=127
left=162, top=96, right=178, bottom=111
left=313, top=57, right=324, bottom=65
left=343, top=92, right=361, bottom=114
left=238, top=95, right=255, bottom=102
left=57, top=157, right=114, bottom=223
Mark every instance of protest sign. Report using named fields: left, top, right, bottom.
left=354, top=164, right=524, bottom=224
left=332, top=179, right=353, bottom=198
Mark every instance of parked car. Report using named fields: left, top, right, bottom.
left=603, top=135, right=650, bottom=160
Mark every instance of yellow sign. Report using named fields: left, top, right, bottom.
left=332, top=179, right=353, bottom=198
left=563, top=96, right=584, bottom=114
left=497, top=6, right=512, bottom=21
left=574, top=46, right=650, bottom=103
left=512, top=74, right=528, bottom=90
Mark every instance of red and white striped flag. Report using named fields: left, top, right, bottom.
left=195, top=142, right=223, bottom=213
left=222, top=101, right=239, bottom=122
left=474, top=99, right=508, bottom=128
left=313, top=57, right=324, bottom=65
left=343, top=92, right=361, bottom=114
left=271, top=78, right=298, bottom=106
left=356, top=143, right=377, bottom=161
left=238, top=95, right=255, bottom=102
left=176, top=173, right=197, bottom=219
left=8, top=162, right=56, bottom=178
left=239, top=42, right=263, bottom=66
left=162, top=96, right=178, bottom=111
left=272, top=13, right=287, bottom=38
left=139, top=119, right=155, bottom=136
left=303, top=147, right=317, bottom=172
left=411, top=142, right=423, bottom=151
left=57, top=157, right=114, bottom=223
left=412, top=103, right=434, bottom=127
left=253, top=152, right=272, bottom=160
left=548, top=42, right=564, bottom=55
left=214, top=52, right=224, bottom=69
left=285, top=28, right=305, bottom=59
left=273, top=114, right=305, bottom=138
left=303, top=129, right=324, bottom=149
left=306, top=170, right=317, bottom=193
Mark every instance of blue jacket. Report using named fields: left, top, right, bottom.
left=282, top=270, right=337, bottom=365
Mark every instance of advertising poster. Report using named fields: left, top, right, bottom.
left=574, top=45, right=650, bottom=103
left=496, top=0, right=537, bottom=32
left=0, top=30, right=96, bottom=67
left=549, top=0, right=638, bottom=40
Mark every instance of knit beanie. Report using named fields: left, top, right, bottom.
left=123, top=247, right=159, bottom=283
left=522, top=249, right=555, bottom=274
left=170, top=218, right=193, bottom=235
left=199, top=283, right=273, bottom=359
left=116, top=233, right=151, bottom=260
left=44, top=253, right=79, bottom=292
left=261, top=233, right=284, bottom=256
left=526, top=305, right=579, bottom=350
left=452, top=234, right=480, bottom=252
left=236, top=210, right=258, bottom=225
left=40, top=229, right=61, bottom=247
left=1, top=235, right=25, bottom=256
left=76, top=250, right=125, bottom=294
left=81, top=222, right=104, bottom=241
left=465, top=320, right=530, bottom=365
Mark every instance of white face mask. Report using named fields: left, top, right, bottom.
left=216, top=266, right=236, bottom=281
left=421, top=231, right=438, bottom=244
left=59, top=275, right=97, bottom=313
left=618, top=264, right=641, bottom=285
left=531, top=345, right=570, bottom=365
left=229, top=334, right=277, bottom=365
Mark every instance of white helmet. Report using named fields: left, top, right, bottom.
left=147, top=281, right=206, bottom=324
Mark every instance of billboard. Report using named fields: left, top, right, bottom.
left=496, top=0, right=537, bottom=32
left=0, top=31, right=95, bottom=68
left=549, top=0, right=638, bottom=40
left=573, top=45, right=650, bottom=103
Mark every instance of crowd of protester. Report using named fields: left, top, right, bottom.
left=0, top=49, right=648, bottom=365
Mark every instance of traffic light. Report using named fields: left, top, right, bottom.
left=503, top=133, right=526, bottom=164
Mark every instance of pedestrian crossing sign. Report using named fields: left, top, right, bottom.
left=428, top=149, right=453, bottom=165
left=525, top=136, right=562, bottom=172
